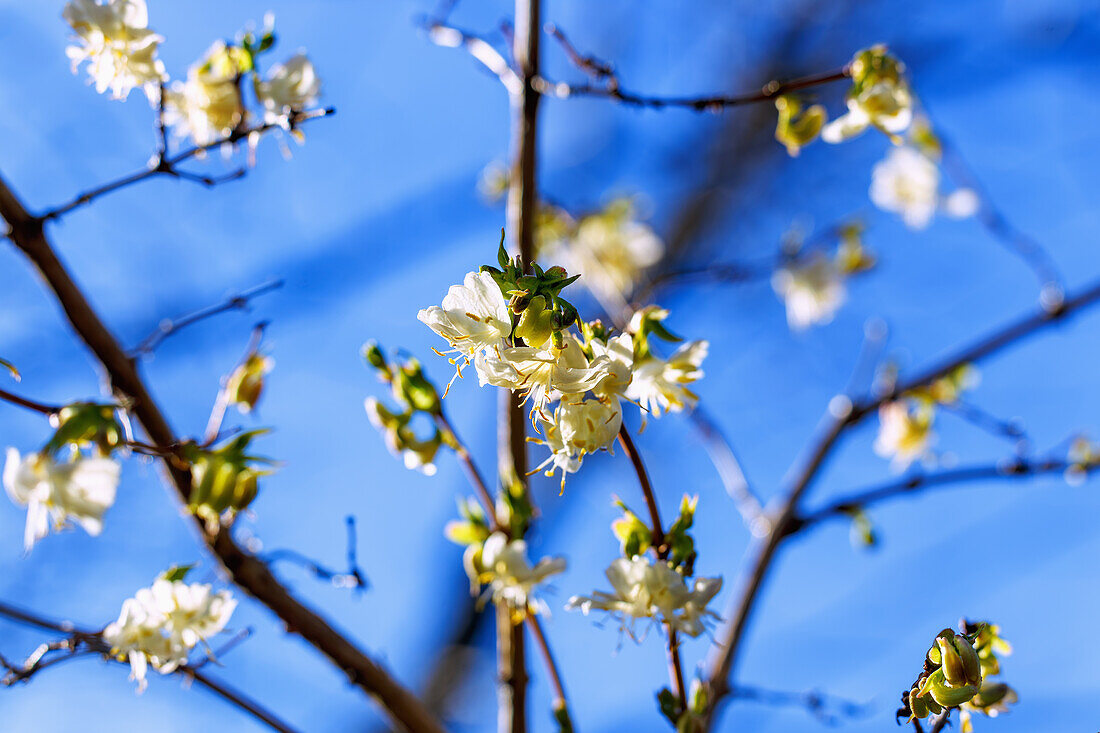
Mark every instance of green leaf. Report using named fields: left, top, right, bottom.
left=160, top=564, right=195, bottom=583
left=657, top=688, right=680, bottom=726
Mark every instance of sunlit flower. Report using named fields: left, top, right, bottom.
left=590, top=332, right=634, bottom=400
left=822, top=79, right=912, bottom=143
left=543, top=200, right=664, bottom=304
left=874, top=401, right=935, bottom=470
left=103, top=578, right=236, bottom=691
left=418, top=271, right=512, bottom=379
left=164, top=42, right=246, bottom=146
left=255, top=53, right=321, bottom=128
left=533, top=396, right=622, bottom=490
left=771, top=254, right=847, bottom=330
left=472, top=532, right=566, bottom=619
left=870, top=147, right=979, bottom=229
left=3, top=448, right=119, bottom=552
left=475, top=335, right=611, bottom=416
left=63, top=0, right=165, bottom=101
left=567, top=555, right=721, bottom=638
left=626, top=340, right=708, bottom=419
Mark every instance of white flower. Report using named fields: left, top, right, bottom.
left=104, top=578, right=236, bottom=691
left=874, top=401, right=935, bottom=470
left=567, top=556, right=721, bottom=638
left=546, top=202, right=664, bottom=303
left=255, top=53, right=321, bottom=127
left=870, top=147, right=979, bottom=230
left=771, top=254, right=847, bottom=330
left=626, top=340, right=708, bottom=419
left=3, top=448, right=119, bottom=552
left=475, top=532, right=566, bottom=617
left=63, top=0, right=165, bottom=101
left=533, top=396, right=622, bottom=490
left=590, top=333, right=634, bottom=400
left=822, top=78, right=913, bottom=143
left=418, top=271, right=513, bottom=379
left=475, top=334, right=611, bottom=416
left=164, top=42, right=245, bottom=146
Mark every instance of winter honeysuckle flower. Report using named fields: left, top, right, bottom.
left=418, top=271, right=512, bottom=381
left=771, top=254, right=847, bottom=330
left=63, top=0, right=165, bottom=101
left=3, top=448, right=119, bottom=552
left=164, top=42, right=246, bottom=146
left=567, top=556, right=721, bottom=639
left=870, top=147, right=979, bottom=230
left=590, top=332, right=634, bottom=400
left=625, top=340, right=708, bottom=420
left=533, top=396, right=622, bottom=490
left=874, top=401, right=935, bottom=470
left=104, top=578, right=236, bottom=691
left=475, top=335, right=611, bottom=417
left=822, top=46, right=913, bottom=144
left=543, top=200, right=664, bottom=304
left=472, top=532, right=566, bottom=619
left=255, top=53, right=321, bottom=128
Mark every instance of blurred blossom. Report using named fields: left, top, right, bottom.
left=63, top=0, right=165, bottom=101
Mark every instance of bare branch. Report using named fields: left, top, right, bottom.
left=422, top=21, right=521, bottom=94
left=536, top=66, right=850, bottom=113
left=436, top=412, right=504, bottom=531
left=526, top=614, right=573, bottom=728
left=0, top=171, right=445, bottom=733
left=793, top=457, right=1092, bottom=534
left=38, top=108, right=334, bottom=222
left=689, top=407, right=765, bottom=532
left=0, top=387, right=61, bottom=416
left=262, top=517, right=369, bottom=591
left=730, top=683, right=869, bottom=725
left=131, top=280, right=283, bottom=357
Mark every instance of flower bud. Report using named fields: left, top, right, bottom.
left=394, top=359, right=441, bottom=415
left=515, top=295, right=554, bottom=348
left=46, top=402, right=124, bottom=456
left=225, top=352, right=273, bottom=414
left=361, top=340, right=388, bottom=371
left=936, top=633, right=982, bottom=688
left=774, top=94, right=827, bottom=157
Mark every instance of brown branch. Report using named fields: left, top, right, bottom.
left=0, top=387, right=60, bottom=416
left=536, top=67, right=850, bottom=113
left=0, top=172, right=444, bottom=733
left=184, top=666, right=301, bottom=733
left=38, top=108, right=334, bottom=222
left=701, top=276, right=1100, bottom=729
left=525, top=614, right=573, bottom=728
left=435, top=412, right=503, bottom=531
left=131, top=280, right=283, bottom=357
left=793, top=457, right=1091, bottom=534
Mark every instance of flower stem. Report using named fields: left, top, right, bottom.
left=617, top=424, right=666, bottom=555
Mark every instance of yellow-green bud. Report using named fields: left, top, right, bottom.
left=225, top=353, right=273, bottom=414
left=362, top=340, right=388, bottom=371
left=515, top=295, right=555, bottom=347
left=47, top=402, right=124, bottom=456
left=774, top=94, right=827, bottom=157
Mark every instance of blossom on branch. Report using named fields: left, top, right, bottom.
left=822, top=45, right=913, bottom=144
left=468, top=532, right=566, bottom=621
left=567, top=555, right=721, bottom=639
left=870, top=147, right=979, bottom=229
left=63, top=0, right=165, bottom=101
left=417, top=270, right=513, bottom=377
left=874, top=401, right=935, bottom=470
left=255, top=53, right=322, bottom=131
left=3, top=448, right=119, bottom=552
left=771, top=253, right=847, bottom=330
left=532, top=395, right=622, bottom=489
left=103, top=576, right=236, bottom=691
left=164, top=41, right=247, bottom=146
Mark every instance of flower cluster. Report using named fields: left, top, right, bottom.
left=569, top=495, right=721, bottom=639
left=875, top=365, right=978, bottom=471
left=901, top=623, right=1015, bottom=730
left=103, top=572, right=236, bottom=691
left=822, top=45, right=914, bottom=144
left=4, top=402, right=125, bottom=551
left=457, top=530, right=566, bottom=621
left=363, top=343, right=447, bottom=475
left=63, top=0, right=165, bottom=101
left=537, top=198, right=665, bottom=305
left=870, top=119, right=979, bottom=230
left=64, top=3, right=322, bottom=150
left=771, top=223, right=875, bottom=330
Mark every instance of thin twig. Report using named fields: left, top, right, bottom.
left=689, top=407, right=764, bottom=532
left=184, top=666, right=302, bottom=733
left=617, top=425, right=666, bottom=554
left=730, top=683, right=868, bottom=725
left=435, top=412, right=504, bottom=531
left=525, top=614, right=573, bottom=727
left=794, top=457, right=1090, bottom=533
left=131, top=280, right=283, bottom=357
left=536, top=67, right=850, bottom=112
left=423, top=21, right=521, bottom=94
left=263, top=517, right=368, bottom=591
left=0, top=388, right=60, bottom=416
left=38, top=108, right=334, bottom=222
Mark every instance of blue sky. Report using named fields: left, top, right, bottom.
left=1, top=1, right=1099, bottom=731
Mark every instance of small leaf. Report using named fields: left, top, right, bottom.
left=160, top=564, right=195, bottom=583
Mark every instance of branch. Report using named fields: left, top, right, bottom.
left=0, top=387, right=60, bottom=416
left=525, top=614, right=573, bottom=728
left=793, top=457, right=1091, bottom=534
left=701, top=275, right=1100, bottom=728
left=38, top=108, right=334, bottom=222
left=130, top=280, right=283, bottom=357
left=730, top=683, right=869, bottom=725
left=422, top=21, right=521, bottom=94
left=0, top=172, right=445, bottom=733
left=435, top=412, right=504, bottom=531
left=262, top=516, right=369, bottom=591
left=536, top=66, right=850, bottom=113
left=689, top=407, right=765, bottom=532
